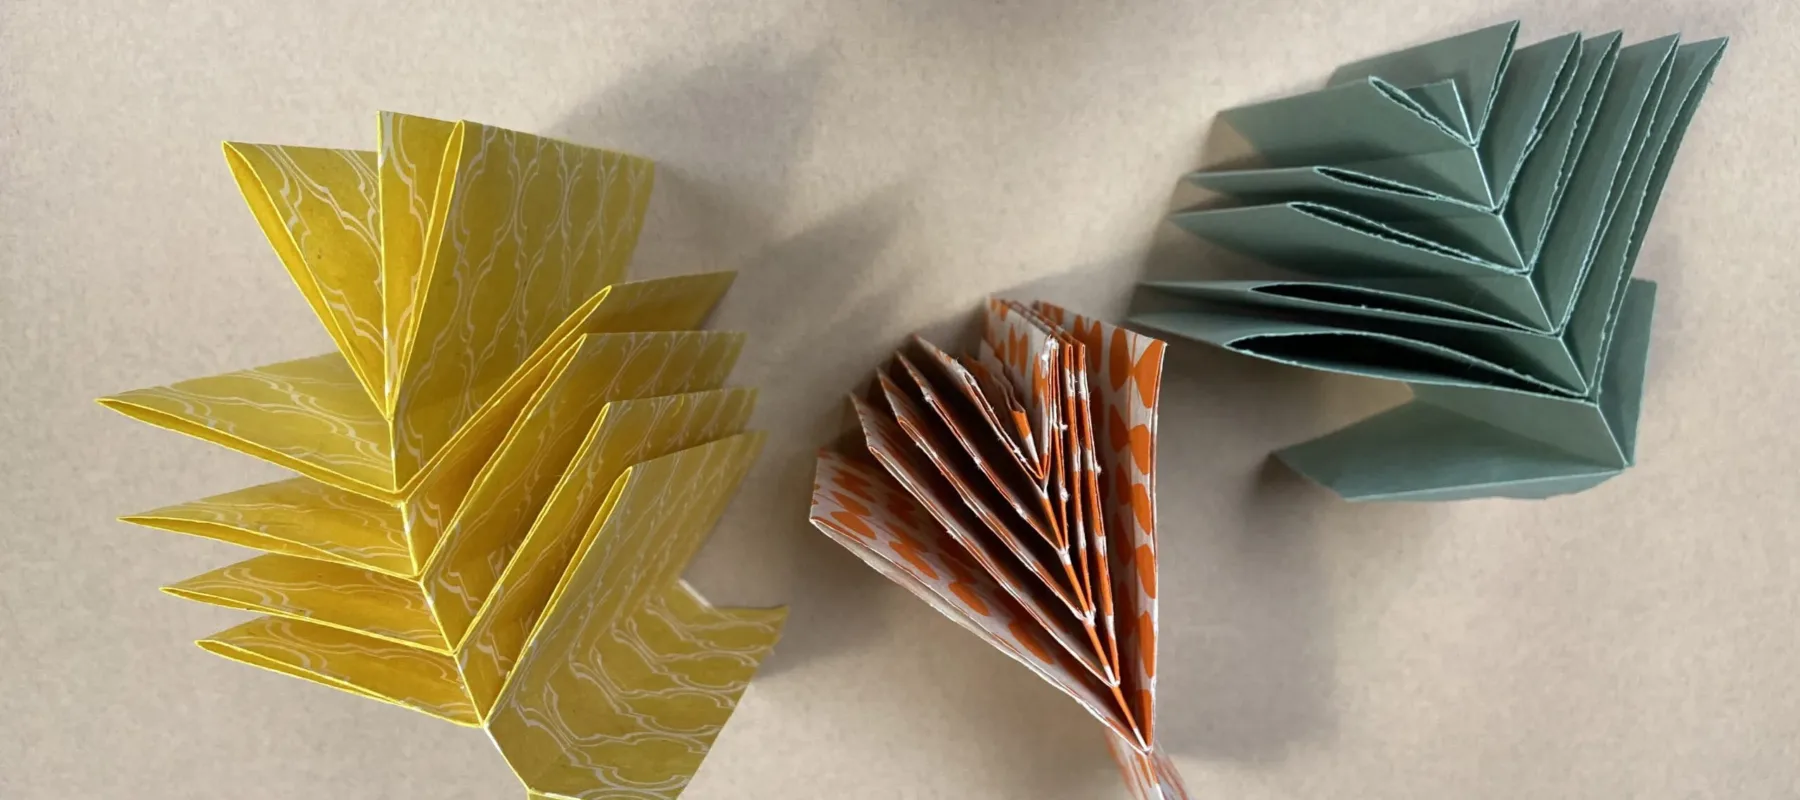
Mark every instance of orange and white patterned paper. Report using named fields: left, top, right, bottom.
left=809, top=299, right=1187, bottom=799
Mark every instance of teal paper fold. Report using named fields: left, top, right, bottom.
left=1135, top=22, right=1726, bottom=502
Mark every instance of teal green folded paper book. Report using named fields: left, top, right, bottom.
left=1133, top=21, right=1726, bottom=501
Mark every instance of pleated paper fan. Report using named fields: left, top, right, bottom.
left=810, top=300, right=1190, bottom=799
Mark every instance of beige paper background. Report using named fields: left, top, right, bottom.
left=2, top=1, right=1794, bottom=797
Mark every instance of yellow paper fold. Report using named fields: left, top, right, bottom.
left=103, top=112, right=781, bottom=800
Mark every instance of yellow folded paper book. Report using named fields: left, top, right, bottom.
left=98, top=112, right=786, bottom=800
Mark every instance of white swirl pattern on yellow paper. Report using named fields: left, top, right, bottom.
left=100, top=353, right=395, bottom=492
left=424, top=331, right=745, bottom=642
left=225, top=143, right=386, bottom=396
left=378, top=111, right=457, bottom=409
left=122, top=477, right=411, bottom=575
left=166, top=554, right=446, bottom=650
left=391, top=123, right=655, bottom=483
left=106, top=112, right=782, bottom=800
left=200, top=616, right=479, bottom=725
left=487, top=433, right=782, bottom=799
left=456, top=388, right=757, bottom=714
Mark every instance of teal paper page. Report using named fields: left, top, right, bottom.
left=1132, top=21, right=1727, bottom=502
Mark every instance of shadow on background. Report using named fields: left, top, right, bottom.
left=550, top=29, right=1109, bottom=797
left=550, top=31, right=919, bottom=667
left=1109, top=69, right=1379, bottom=767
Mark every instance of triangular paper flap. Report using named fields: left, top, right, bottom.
left=390, top=273, right=743, bottom=554
left=393, top=430, right=496, bottom=571
left=392, top=271, right=737, bottom=488
left=99, top=353, right=398, bottom=495
left=1218, top=79, right=1487, bottom=203
left=197, top=616, right=479, bottom=725
left=1478, top=32, right=1580, bottom=207
left=1032, top=303, right=1165, bottom=749
left=1144, top=281, right=1587, bottom=392
left=1612, top=38, right=1727, bottom=304
left=1401, top=79, right=1473, bottom=142
left=1130, top=310, right=1554, bottom=395
left=488, top=582, right=786, bottom=800
left=874, top=363, right=1086, bottom=614
left=890, top=346, right=1064, bottom=558
left=851, top=390, right=1108, bottom=682
left=1189, top=167, right=1522, bottom=268
left=223, top=143, right=386, bottom=402
left=388, top=122, right=657, bottom=482
left=1566, top=40, right=1723, bottom=385
left=1169, top=200, right=1513, bottom=278
left=1275, top=400, right=1622, bottom=502
left=808, top=450, right=1141, bottom=745
left=495, top=431, right=767, bottom=711
left=164, top=553, right=446, bottom=652
left=1149, top=278, right=1512, bottom=327
left=1169, top=310, right=1616, bottom=446
left=661, top=578, right=791, bottom=630
left=981, top=299, right=1066, bottom=487
left=119, top=477, right=412, bottom=577
left=1169, top=203, right=1550, bottom=328
left=487, top=432, right=768, bottom=793
left=113, top=398, right=486, bottom=582
left=1594, top=279, right=1656, bottom=467
left=1412, top=379, right=1621, bottom=466
left=99, top=275, right=739, bottom=503
left=1328, top=21, right=1519, bottom=144
left=1533, top=35, right=1679, bottom=330
left=1344, top=146, right=1492, bottom=209
left=1558, top=40, right=1679, bottom=382
left=1505, top=33, right=1620, bottom=271
left=422, top=331, right=746, bottom=647
left=1107, top=731, right=1194, bottom=800
left=377, top=111, right=459, bottom=412
left=454, top=387, right=757, bottom=715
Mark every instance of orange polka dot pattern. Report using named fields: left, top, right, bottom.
left=808, top=298, right=1189, bottom=799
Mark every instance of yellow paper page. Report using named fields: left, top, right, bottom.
left=97, top=274, right=736, bottom=518
left=392, top=272, right=737, bottom=502
left=486, top=432, right=772, bottom=798
left=98, top=353, right=396, bottom=495
left=392, top=431, right=493, bottom=571
left=198, top=616, right=478, bottom=725
left=456, top=388, right=757, bottom=714
left=223, top=143, right=386, bottom=400
left=387, top=121, right=656, bottom=483
left=505, top=583, right=784, bottom=799
left=377, top=111, right=458, bottom=411
left=120, top=477, right=412, bottom=577
left=164, top=553, right=446, bottom=651
left=423, top=331, right=747, bottom=644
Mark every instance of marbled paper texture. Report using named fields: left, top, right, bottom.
left=100, top=113, right=782, bottom=800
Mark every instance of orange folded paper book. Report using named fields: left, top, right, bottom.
left=808, top=299, right=1187, bottom=799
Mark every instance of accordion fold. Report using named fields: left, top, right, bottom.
left=811, top=300, right=1190, bottom=799
left=102, top=112, right=783, bottom=800
left=1134, top=21, right=1727, bottom=501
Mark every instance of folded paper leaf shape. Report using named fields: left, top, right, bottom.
left=809, top=300, right=1189, bottom=799
left=1132, top=22, right=1727, bottom=501
left=100, top=113, right=785, bottom=800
